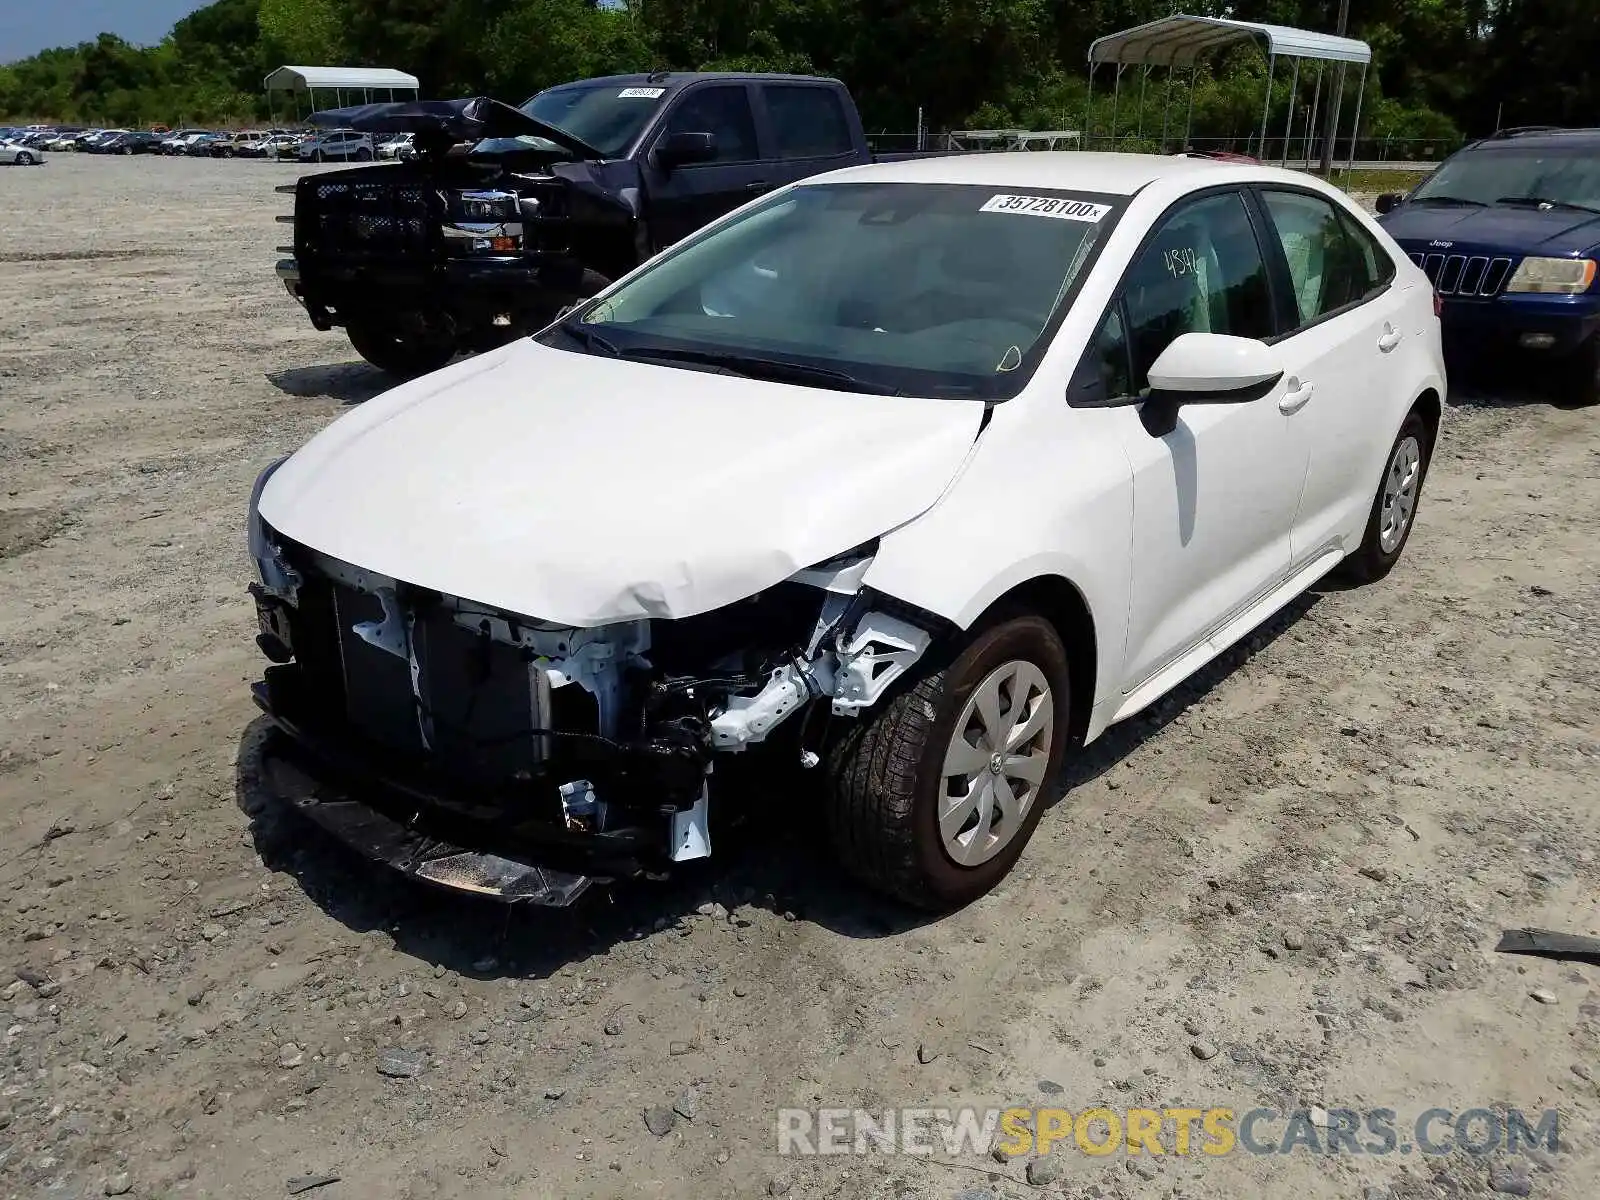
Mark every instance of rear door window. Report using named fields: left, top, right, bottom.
left=1259, top=190, right=1366, bottom=324
left=764, top=85, right=854, bottom=159
left=1259, top=190, right=1395, bottom=329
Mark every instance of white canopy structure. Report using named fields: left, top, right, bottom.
left=944, top=129, right=1083, bottom=152
left=263, top=66, right=421, bottom=120
left=1084, top=14, right=1374, bottom=171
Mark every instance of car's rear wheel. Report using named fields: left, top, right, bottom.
left=1552, top=335, right=1600, bottom=408
left=346, top=321, right=457, bottom=380
left=1339, top=409, right=1434, bottom=584
left=824, top=611, right=1071, bottom=910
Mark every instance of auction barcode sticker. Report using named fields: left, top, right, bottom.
left=979, top=194, right=1110, bottom=222
left=618, top=87, right=666, bottom=99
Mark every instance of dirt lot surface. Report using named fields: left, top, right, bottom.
left=2, top=154, right=1599, bottom=1200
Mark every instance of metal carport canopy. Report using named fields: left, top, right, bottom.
left=1084, top=14, right=1372, bottom=171
left=1088, top=15, right=1371, bottom=67
left=263, top=66, right=422, bottom=92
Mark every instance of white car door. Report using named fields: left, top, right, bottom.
left=1255, top=187, right=1417, bottom=563
left=1090, top=189, right=1312, bottom=693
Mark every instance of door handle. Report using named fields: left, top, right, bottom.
left=1279, top=378, right=1315, bottom=415
left=1378, top=324, right=1403, bottom=353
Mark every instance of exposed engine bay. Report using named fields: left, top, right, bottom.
left=248, top=507, right=938, bottom=904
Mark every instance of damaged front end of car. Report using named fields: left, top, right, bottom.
left=245, top=460, right=941, bottom=906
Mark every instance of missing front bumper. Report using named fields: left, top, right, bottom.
left=249, top=661, right=710, bottom=904
left=260, top=742, right=595, bottom=905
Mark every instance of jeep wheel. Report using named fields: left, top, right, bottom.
left=1553, top=335, right=1600, bottom=408
left=824, top=612, right=1071, bottom=910
left=346, top=323, right=456, bottom=379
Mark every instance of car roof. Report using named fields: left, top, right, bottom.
left=800, top=151, right=1266, bottom=198
left=545, top=71, right=843, bottom=92
left=1465, top=127, right=1600, bottom=152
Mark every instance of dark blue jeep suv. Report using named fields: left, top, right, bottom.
left=1376, top=127, right=1600, bottom=406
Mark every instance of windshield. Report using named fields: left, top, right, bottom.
left=547, top=181, right=1122, bottom=399
left=1414, top=146, right=1600, bottom=209
left=519, top=82, right=666, bottom=157
left=473, top=133, right=568, bottom=156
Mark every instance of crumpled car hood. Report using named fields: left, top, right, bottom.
left=308, top=96, right=600, bottom=159
left=257, top=339, right=986, bottom=627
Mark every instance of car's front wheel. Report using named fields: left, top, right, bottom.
left=824, top=611, right=1071, bottom=910
left=354, top=148, right=373, bottom=162
left=15, top=152, right=33, bottom=166
left=345, top=321, right=457, bottom=379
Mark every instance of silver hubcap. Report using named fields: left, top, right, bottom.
left=939, top=660, right=1054, bottom=867
left=1378, top=435, right=1422, bottom=555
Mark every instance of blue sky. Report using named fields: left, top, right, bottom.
left=3, top=0, right=208, bottom=60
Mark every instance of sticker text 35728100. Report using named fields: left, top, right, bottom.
left=979, top=195, right=1111, bottom=223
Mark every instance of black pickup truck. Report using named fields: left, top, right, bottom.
left=276, top=71, right=929, bottom=376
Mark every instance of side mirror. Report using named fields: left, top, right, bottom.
left=655, top=130, right=717, bottom=170
left=1146, top=333, right=1283, bottom=404
left=1375, top=191, right=1405, bottom=215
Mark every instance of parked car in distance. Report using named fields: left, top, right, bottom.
left=297, top=129, right=375, bottom=162
left=1377, top=126, right=1600, bottom=406
left=0, top=137, right=45, bottom=165
left=97, top=131, right=164, bottom=154
left=376, top=132, right=415, bottom=160
left=159, top=130, right=212, bottom=154
left=83, top=129, right=129, bottom=150
left=184, top=133, right=226, bottom=156
left=249, top=152, right=1445, bottom=911
left=265, top=133, right=307, bottom=159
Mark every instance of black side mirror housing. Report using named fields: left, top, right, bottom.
left=655, top=130, right=717, bottom=171
left=1375, top=192, right=1405, bottom=215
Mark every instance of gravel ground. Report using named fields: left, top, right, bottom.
left=2, top=154, right=1599, bottom=1200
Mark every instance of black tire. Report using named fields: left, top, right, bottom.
left=15, top=152, right=33, bottom=166
left=354, top=148, right=373, bottom=162
left=824, top=611, right=1072, bottom=911
left=345, top=323, right=456, bottom=379
left=1551, top=335, right=1600, bottom=408
left=1339, top=408, right=1434, bottom=584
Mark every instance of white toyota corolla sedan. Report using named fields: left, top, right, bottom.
left=247, top=152, right=1445, bottom=912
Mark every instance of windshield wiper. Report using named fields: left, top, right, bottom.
left=1411, top=194, right=1487, bottom=207
left=563, top=322, right=621, bottom=357
left=613, top=345, right=902, bottom=395
left=1494, top=195, right=1600, bottom=215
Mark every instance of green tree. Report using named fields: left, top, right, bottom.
left=257, top=0, right=347, bottom=63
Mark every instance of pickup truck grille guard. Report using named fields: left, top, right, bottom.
left=300, top=178, right=439, bottom=264
left=248, top=528, right=938, bottom=903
